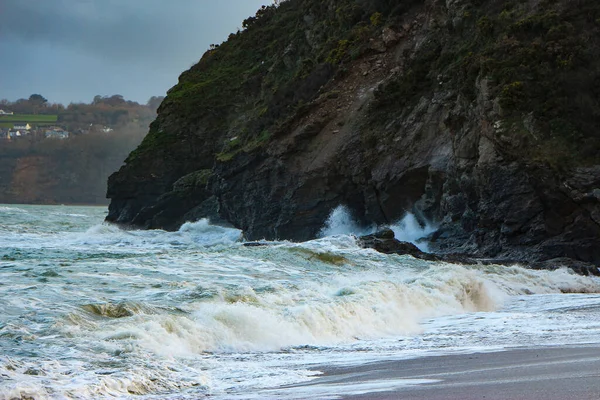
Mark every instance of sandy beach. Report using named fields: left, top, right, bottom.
left=284, top=345, right=600, bottom=400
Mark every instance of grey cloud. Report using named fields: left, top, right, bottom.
left=0, top=0, right=269, bottom=102
left=1, top=1, right=269, bottom=68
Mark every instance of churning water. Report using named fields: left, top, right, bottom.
left=1, top=204, right=600, bottom=399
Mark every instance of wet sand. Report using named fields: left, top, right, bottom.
left=286, top=345, right=600, bottom=399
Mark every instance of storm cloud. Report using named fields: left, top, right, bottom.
left=0, top=0, right=270, bottom=104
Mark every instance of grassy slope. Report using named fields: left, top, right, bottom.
left=0, top=114, right=58, bottom=123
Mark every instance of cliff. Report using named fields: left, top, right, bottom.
left=106, top=0, right=600, bottom=271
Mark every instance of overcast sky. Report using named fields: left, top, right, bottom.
left=0, top=0, right=270, bottom=105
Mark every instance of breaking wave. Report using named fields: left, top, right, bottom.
left=2, top=205, right=600, bottom=399
left=319, top=205, right=373, bottom=237
left=319, top=205, right=436, bottom=251
left=67, top=218, right=243, bottom=248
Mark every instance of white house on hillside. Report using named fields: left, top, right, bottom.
left=8, top=130, right=26, bottom=138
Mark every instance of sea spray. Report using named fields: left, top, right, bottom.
left=389, top=213, right=437, bottom=252
left=319, top=205, right=436, bottom=251
left=319, top=205, right=374, bottom=237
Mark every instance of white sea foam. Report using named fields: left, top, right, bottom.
left=49, top=210, right=91, bottom=218
left=60, top=260, right=598, bottom=357
left=245, top=378, right=441, bottom=400
left=67, top=218, right=243, bottom=249
left=0, top=206, right=28, bottom=213
left=2, top=205, right=600, bottom=399
left=178, top=218, right=243, bottom=246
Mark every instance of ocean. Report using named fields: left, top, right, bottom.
left=1, top=204, right=599, bottom=399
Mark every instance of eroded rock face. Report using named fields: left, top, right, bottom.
left=106, top=0, right=600, bottom=271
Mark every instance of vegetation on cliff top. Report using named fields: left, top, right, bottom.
left=130, top=0, right=418, bottom=162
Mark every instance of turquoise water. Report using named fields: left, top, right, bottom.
left=1, top=204, right=600, bottom=399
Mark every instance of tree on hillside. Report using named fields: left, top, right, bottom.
left=147, top=96, right=165, bottom=111
left=91, top=95, right=128, bottom=107
left=28, top=94, right=49, bottom=114
left=29, top=94, right=48, bottom=105
left=105, top=95, right=126, bottom=106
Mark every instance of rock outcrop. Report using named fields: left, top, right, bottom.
left=358, top=229, right=438, bottom=261
left=106, top=0, right=600, bottom=272
left=359, top=230, right=600, bottom=276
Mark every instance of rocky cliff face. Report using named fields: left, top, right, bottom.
left=106, top=0, right=600, bottom=270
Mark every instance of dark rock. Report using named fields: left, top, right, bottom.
left=530, top=258, right=600, bottom=277
left=243, top=242, right=270, bottom=247
left=371, top=228, right=395, bottom=240
left=358, top=230, right=438, bottom=261
left=359, top=231, right=600, bottom=276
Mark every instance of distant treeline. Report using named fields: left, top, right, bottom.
left=0, top=94, right=164, bottom=132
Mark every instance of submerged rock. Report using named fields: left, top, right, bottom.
left=243, top=242, right=270, bottom=247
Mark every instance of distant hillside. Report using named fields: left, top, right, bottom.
left=0, top=128, right=147, bottom=205
left=0, top=95, right=161, bottom=204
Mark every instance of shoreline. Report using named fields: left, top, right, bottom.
left=270, top=345, right=600, bottom=399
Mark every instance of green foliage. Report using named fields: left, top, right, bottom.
left=148, top=0, right=407, bottom=169
left=479, top=3, right=600, bottom=163
left=372, top=38, right=441, bottom=110
left=499, top=81, right=525, bottom=108
left=0, top=114, right=57, bottom=123
left=118, top=0, right=600, bottom=174
left=216, top=151, right=236, bottom=163
left=126, top=122, right=177, bottom=162
left=244, top=129, right=272, bottom=152
left=216, top=130, right=272, bottom=162
left=370, top=12, right=383, bottom=26
left=173, top=169, right=212, bottom=191
left=326, top=39, right=351, bottom=64
left=476, top=16, right=494, bottom=36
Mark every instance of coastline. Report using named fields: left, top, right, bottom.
left=273, top=345, right=600, bottom=399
